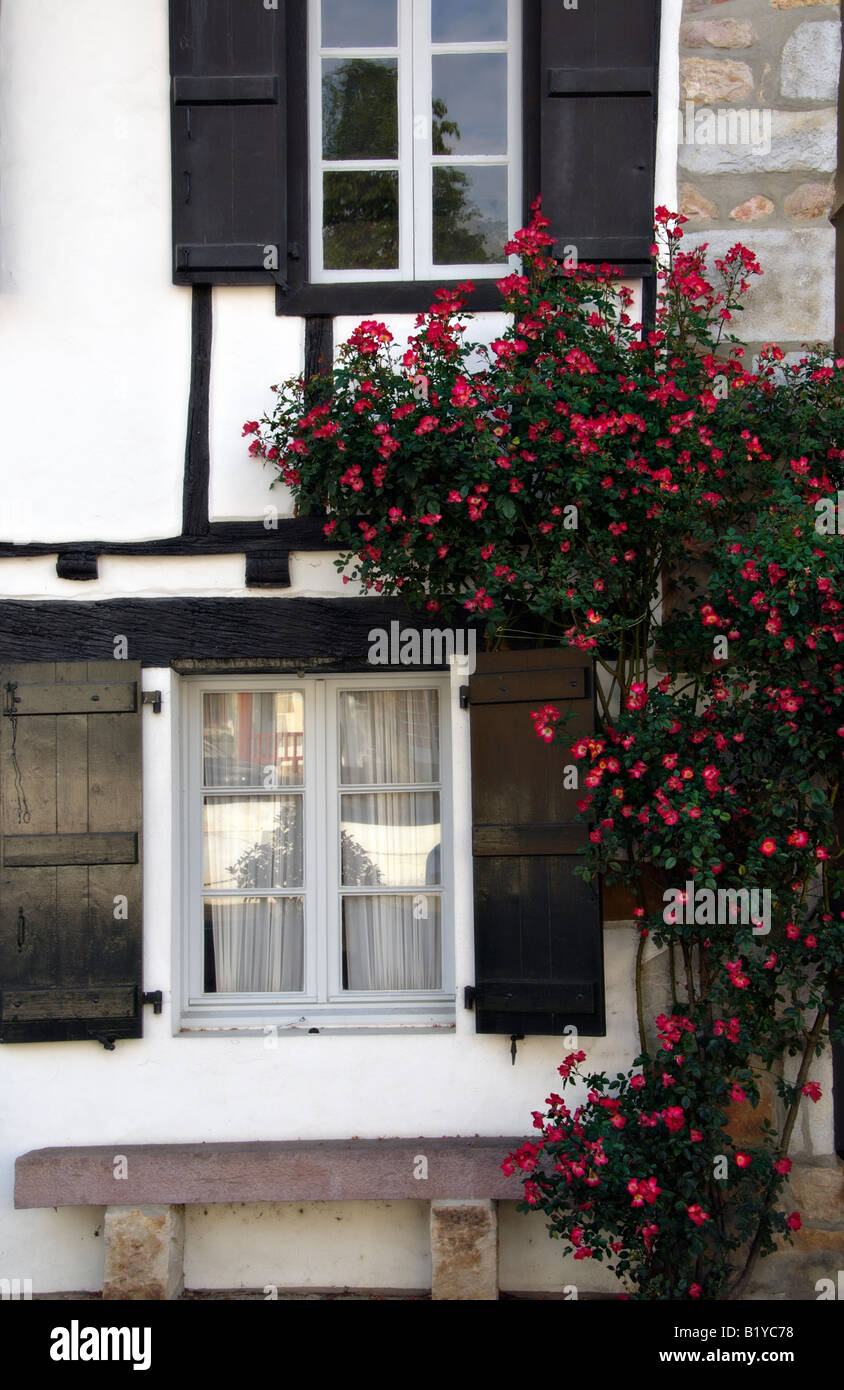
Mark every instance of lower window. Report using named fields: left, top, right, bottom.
left=178, top=674, right=454, bottom=1031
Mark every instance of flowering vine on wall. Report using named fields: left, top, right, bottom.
left=245, top=201, right=844, bottom=1299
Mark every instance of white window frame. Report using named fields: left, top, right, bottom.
left=175, top=672, right=455, bottom=1033
left=308, top=0, right=522, bottom=284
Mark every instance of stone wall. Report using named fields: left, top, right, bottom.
left=678, top=0, right=841, bottom=352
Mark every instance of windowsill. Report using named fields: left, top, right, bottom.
left=275, top=268, right=654, bottom=317
left=177, top=1011, right=456, bottom=1036
left=275, top=278, right=506, bottom=317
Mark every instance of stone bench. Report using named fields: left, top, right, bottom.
left=15, top=1138, right=525, bottom=1301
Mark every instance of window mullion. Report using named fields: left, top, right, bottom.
left=410, top=0, right=432, bottom=279
left=312, top=679, right=328, bottom=1002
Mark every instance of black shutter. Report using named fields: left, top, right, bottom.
left=535, top=0, right=660, bottom=267
left=0, top=663, right=143, bottom=1045
left=468, top=651, right=604, bottom=1037
left=170, top=0, right=287, bottom=285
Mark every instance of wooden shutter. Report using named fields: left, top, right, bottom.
left=468, top=651, right=604, bottom=1036
left=535, top=0, right=660, bottom=267
left=170, top=0, right=287, bottom=284
left=0, top=663, right=143, bottom=1045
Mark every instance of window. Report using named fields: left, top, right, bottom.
left=170, top=1, right=661, bottom=308
left=178, top=675, right=454, bottom=1031
left=309, top=0, right=522, bottom=284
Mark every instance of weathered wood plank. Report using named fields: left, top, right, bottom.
left=1, top=985, right=137, bottom=1022
left=472, top=981, right=596, bottom=1013
left=2, top=832, right=137, bottom=867
left=472, top=823, right=586, bottom=857
left=11, top=683, right=137, bottom=716
left=0, top=600, right=476, bottom=666
left=469, top=669, right=586, bottom=705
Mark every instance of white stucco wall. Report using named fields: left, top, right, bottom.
left=0, top=0, right=189, bottom=542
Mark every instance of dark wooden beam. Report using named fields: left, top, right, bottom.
left=0, top=517, right=337, bottom=560
left=0, top=598, right=476, bottom=668
left=182, top=284, right=212, bottom=536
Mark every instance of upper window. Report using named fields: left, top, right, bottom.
left=309, top=0, right=522, bottom=283
left=178, top=674, right=454, bottom=1032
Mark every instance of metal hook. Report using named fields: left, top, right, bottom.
left=16, top=906, right=25, bottom=952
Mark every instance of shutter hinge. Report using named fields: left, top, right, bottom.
left=463, top=985, right=476, bottom=1009
left=287, top=242, right=301, bottom=260
left=142, top=990, right=163, bottom=1014
left=142, top=691, right=162, bottom=714
left=459, top=686, right=470, bottom=709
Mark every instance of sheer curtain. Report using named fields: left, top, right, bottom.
left=339, top=689, right=442, bottom=991
left=343, top=896, right=441, bottom=990
left=205, top=897, right=304, bottom=993
left=203, top=794, right=304, bottom=993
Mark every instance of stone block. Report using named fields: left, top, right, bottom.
left=730, top=194, right=775, bottom=220
left=681, top=183, right=720, bottom=219
left=723, top=1068, right=779, bottom=1146
left=746, top=1239, right=844, bottom=1298
left=789, top=1160, right=844, bottom=1225
left=681, top=58, right=755, bottom=103
left=430, top=1199, right=498, bottom=1301
left=682, top=20, right=756, bottom=49
left=683, top=229, right=836, bottom=342
left=678, top=108, right=836, bottom=175
left=772, top=0, right=837, bottom=9
left=781, top=21, right=842, bottom=101
left=102, top=1205, right=185, bottom=1301
left=784, top=180, right=835, bottom=217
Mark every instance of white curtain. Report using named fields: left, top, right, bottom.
left=203, top=795, right=304, bottom=993
left=339, top=689, right=441, bottom=990
left=339, top=689, right=440, bottom=784
left=206, top=897, right=304, bottom=993
left=343, top=895, right=441, bottom=990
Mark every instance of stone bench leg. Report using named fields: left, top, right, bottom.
left=430, top=1198, right=498, bottom=1300
left=102, top=1205, right=185, bottom=1301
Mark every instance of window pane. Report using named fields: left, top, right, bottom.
left=203, top=692, right=303, bottom=788
left=342, top=895, right=441, bottom=990
left=339, top=689, right=440, bottom=784
left=431, top=0, right=506, bottom=43
left=204, top=897, right=304, bottom=993
left=321, top=0, right=397, bottom=49
left=433, top=165, right=508, bottom=265
left=203, top=795, right=303, bottom=891
left=322, top=58, right=398, bottom=160
left=323, top=171, right=399, bottom=270
left=341, top=792, right=440, bottom=886
left=432, top=55, right=507, bottom=155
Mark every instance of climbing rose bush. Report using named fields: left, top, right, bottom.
left=247, top=203, right=844, bottom=1299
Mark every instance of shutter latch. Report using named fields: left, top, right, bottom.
left=459, top=686, right=470, bottom=709
left=142, top=690, right=162, bottom=714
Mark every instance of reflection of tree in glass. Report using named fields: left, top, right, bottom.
left=323, top=59, right=398, bottom=161
left=340, top=830, right=384, bottom=886
left=226, top=803, right=302, bottom=891
left=431, top=98, right=492, bottom=265
left=225, top=804, right=381, bottom=890
left=321, top=61, right=492, bottom=268
left=323, top=59, right=399, bottom=270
